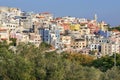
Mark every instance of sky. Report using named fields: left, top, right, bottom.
left=0, top=0, right=120, bottom=27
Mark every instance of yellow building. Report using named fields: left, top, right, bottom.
left=70, top=24, right=80, bottom=31
left=98, top=21, right=108, bottom=31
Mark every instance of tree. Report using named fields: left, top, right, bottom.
left=9, top=38, right=17, bottom=46
left=62, top=52, right=94, bottom=66
left=39, top=42, right=51, bottom=51
left=104, top=67, right=120, bottom=80
left=91, top=54, right=120, bottom=72
left=108, top=25, right=120, bottom=31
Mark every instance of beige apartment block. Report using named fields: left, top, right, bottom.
left=101, top=43, right=119, bottom=56
left=29, top=33, right=41, bottom=45
left=71, top=38, right=86, bottom=50
left=60, top=35, right=71, bottom=48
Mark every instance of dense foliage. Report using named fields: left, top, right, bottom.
left=0, top=41, right=120, bottom=80
left=91, top=54, right=120, bottom=72
left=108, top=25, right=120, bottom=31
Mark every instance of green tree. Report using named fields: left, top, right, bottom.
left=104, top=67, right=120, bottom=80
left=108, top=25, right=120, bottom=31
left=91, top=54, right=120, bottom=72
left=9, top=38, right=17, bottom=46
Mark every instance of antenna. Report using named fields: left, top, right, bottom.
left=94, top=14, right=97, bottom=22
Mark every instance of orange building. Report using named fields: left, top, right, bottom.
left=60, top=23, right=70, bottom=31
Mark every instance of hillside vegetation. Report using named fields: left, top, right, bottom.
left=0, top=41, right=120, bottom=80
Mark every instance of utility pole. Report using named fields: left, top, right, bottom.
left=114, top=44, right=117, bottom=67
left=114, top=52, right=116, bottom=67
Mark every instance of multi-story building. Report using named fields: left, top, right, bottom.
left=95, top=37, right=110, bottom=44
left=1, top=6, right=118, bottom=56
left=57, top=25, right=64, bottom=34
left=0, top=6, right=21, bottom=16
left=4, top=23, right=18, bottom=31
left=88, top=43, right=101, bottom=56
left=20, top=14, right=33, bottom=29
left=60, top=35, right=71, bottom=48
left=78, top=18, right=88, bottom=24
left=71, top=38, right=86, bottom=50
left=50, top=30, right=60, bottom=49
left=87, top=20, right=99, bottom=34
left=60, top=23, right=70, bottom=31
left=29, top=33, right=41, bottom=47
left=101, top=43, right=119, bottom=56
left=20, top=34, right=29, bottom=43
left=62, top=16, right=76, bottom=24
left=69, top=31, right=81, bottom=39
left=39, top=28, right=50, bottom=44
left=50, top=24, right=60, bottom=49
left=79, top=25, right=90, bottom=35
left=39, top=12, right=53, bottom=21
left=84, top=34, right=96, bottom=46
left=98, top=21, right=108, bottom=31
left=70, top=24, right=80, bottom=31
left=89, top=44, right=100, bottom=51
left=96, top=30, right=110, bottom=38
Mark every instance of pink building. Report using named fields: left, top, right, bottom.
left=87, top=20, right=100, bottom=34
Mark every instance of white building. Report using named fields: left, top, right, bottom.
left=101, top=43, right=119, bottom=56
left=89, top=43, right=100, bottom=51
left=0, top=27, right=9, bottom=42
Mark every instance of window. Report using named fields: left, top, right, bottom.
left=95, top=45, right=97, bottom=49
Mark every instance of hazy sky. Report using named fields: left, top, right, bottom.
left=0, top=0, right=120, bottom=26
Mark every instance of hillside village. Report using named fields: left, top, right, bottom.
left=0, top=6, right=119, bottom=57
